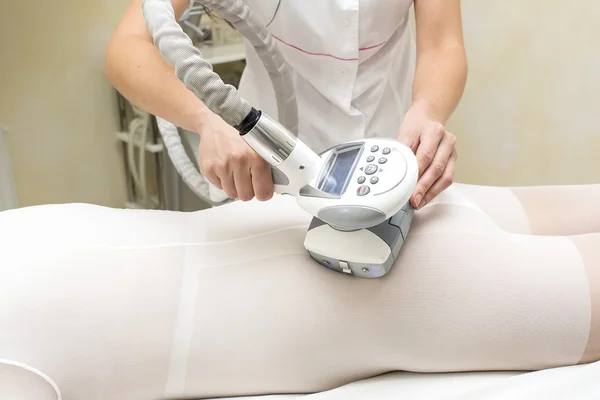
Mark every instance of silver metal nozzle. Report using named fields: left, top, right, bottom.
left=242, top=113, right=298, bottom=166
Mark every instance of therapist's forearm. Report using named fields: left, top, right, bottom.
left=410, top=44, right=467, bottom=125
left=104, top=37, right=210, bottom=134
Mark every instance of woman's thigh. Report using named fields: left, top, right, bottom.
left=396, top=202, right=597, bottom=371
left=454, top=182, right=600, bottom=236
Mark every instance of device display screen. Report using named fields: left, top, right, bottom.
left=319, top=146, right=361, bottom=195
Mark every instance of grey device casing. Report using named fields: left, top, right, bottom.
left=305, top=201, right=414, bottom=278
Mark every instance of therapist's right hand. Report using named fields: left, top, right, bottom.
left=197, top=110, right=275, bottom=202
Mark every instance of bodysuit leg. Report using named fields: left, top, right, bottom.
left=0, top=189, right=598, bottom=400
left=0, top=360, right=61, bottom=400
left=454, top=183, right=600, bottom=235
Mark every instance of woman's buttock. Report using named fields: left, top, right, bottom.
left=182, top=188, right=595, bottom=397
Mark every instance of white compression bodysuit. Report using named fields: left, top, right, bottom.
left=0, top=183, right=598, bottom=400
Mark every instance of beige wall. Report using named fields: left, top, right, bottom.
left=0, top=1, right=128, bottom=207
left=447, top=1, right=600, bottom=186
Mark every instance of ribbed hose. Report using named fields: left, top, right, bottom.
left=200, top=0, right=298, bottom=134
left=141, top=0, right=299, bottom=201
left=142, top=0, right=251, bottom=126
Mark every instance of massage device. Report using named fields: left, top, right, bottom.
left=141, top=0, right=419, bottom=278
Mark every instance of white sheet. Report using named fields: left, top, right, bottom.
left=211, top=362, right=600, bottom=400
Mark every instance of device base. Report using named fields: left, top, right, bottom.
left=304, top=202, right=414, bottom=278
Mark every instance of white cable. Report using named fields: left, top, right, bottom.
left=127, top=118, right=142, bottom=191
left=182, top=20, right=209, bottom=40
left=138, top=113, right=150, bottom=207
left=126, top=106, right=151, bottom=207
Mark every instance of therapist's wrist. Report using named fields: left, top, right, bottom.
left=191, top=107, right=216, bottom=138
left=407, top=99, right=439, bottom=123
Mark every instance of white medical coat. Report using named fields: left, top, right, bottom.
left=197, top=0, right=417, bottom=154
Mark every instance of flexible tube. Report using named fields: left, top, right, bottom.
left=199, top=0, right=298, bottom=134
left=142, top=0, right=251, bottom=126
left=142, top=0, right=298, bottom=131
left=142, top=0, right=300, bottom=201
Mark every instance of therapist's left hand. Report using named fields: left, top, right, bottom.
left=396, top=104, right=458, bottom=210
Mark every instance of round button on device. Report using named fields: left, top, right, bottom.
left=371, top=148, right=408, bottom=196
left=378, top=157, right=387, bottom=164
left=366, top=155, right=375, bottom=162
left=370, top=176, right=379, bottom=184
left=357, top=185, right=370, bottom=196
left=382, top=147, right=391, bottom=155
left=365, top=164, right=378, bottom=175
left=357, top=176, right=366, bottom=184
left=371, top=145, right=379, bottom=152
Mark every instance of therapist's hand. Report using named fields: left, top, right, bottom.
left=196, top=110, right=274, bottom=202
left=396, top=104, right=458, bottom=210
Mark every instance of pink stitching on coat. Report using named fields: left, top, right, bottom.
left=272, top=35, right=385, bottom=61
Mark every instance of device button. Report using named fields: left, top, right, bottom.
left=372, top=148, right=408, bottom=196
left=378, top=157, right=387, bottom=164
left=370, top=176, right=379, bottom=184
left=339, top=261, right=352, bottom=274
left=357, top=176, right=366, bottom=184
left=365, top=164, right=378, bottom=175
left=366, top=155, right=375, bottom=162
left=357, top=185, right=370, bottom=196
left=371, top=145, right=379, bottom=152
left=382, top=147, right=391, bottom=155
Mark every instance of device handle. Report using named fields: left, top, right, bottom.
left=272, top=168, right=290, bottom=191
left=240, top=113, right=322, bottom=196
left=268, top=139, right=322, bottom=196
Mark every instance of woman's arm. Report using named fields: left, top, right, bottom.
left=104, top=0, right=275, bottom=201
left=104, top=0, right=209, bottom=133
left=411, top=0, right=467, bottom=124
left=397, top=0, right=467, bottom=209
